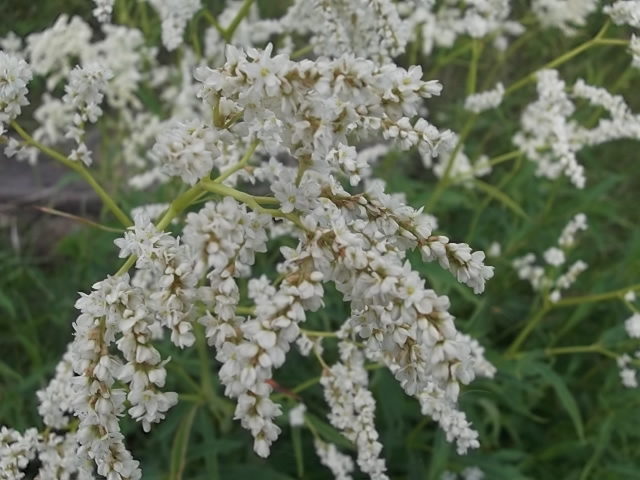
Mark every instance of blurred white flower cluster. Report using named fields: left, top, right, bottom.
left=514, top=70, right=640, bottom=188
left=513, top=214, right=589, bottom=303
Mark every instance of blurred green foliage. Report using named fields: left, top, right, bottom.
left=1, top=1, right=640, bottom=479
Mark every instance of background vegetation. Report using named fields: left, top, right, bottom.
left=1, top=1, right=639, bottom=479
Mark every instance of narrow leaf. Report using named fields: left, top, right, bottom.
left=169, top=404, right=199, bottom=480
left=532, top=363, right=585, bottom=441
left=33, top=206, right=125, bottom=233
left=305, top=413, right=354, bottom=450
left=472, top=179, right=530, bottom=220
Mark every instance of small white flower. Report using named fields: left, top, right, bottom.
left=544, top=247, right=566, bottom=267
left=0, top=51, right=32, bottom=123
left=288, top=403, right=307, bottom=427
left=625, top=313, right=640, bottom=338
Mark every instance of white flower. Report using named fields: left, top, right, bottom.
left=558, top=213, right=587, bottom=248
left=69, top=142, right=93, bottom=167
left=63, top=62, right=113, bottom=123
left=0, top=51, right=32, bottom=123
left=271, top=170, right=321, bottom=214
left=151, top=120, right=221, bottom=185
left=288, top=403, right=307, bottom=427
left=148, top=0, right=202, bottom=51
left=464, top=83, right=504, bottom=113
left=487, top=242, right=501, bottom=257
left=315, top=439, right=355, bottom=480
left=625, top=313, right=640, bottom=338
left=630, top=34, right=640, bottom=68
left=543, top=247, right=566, bottom=267
left=604, top=1, right=640, bottom=28
left=93, top=0, right=115, bottom=22
left=532, top=0, right=599, bottom=35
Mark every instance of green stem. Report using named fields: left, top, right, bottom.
left=11, top=121, right=133, bottom=228
left=466, top=39, right=482, bottom=96
left=223, top=0, right=254, bottom=43
left=594, top=38, right=629, bottom=46
left=504, top=21, right=611, bottom=96
left=426, top=115, right=477, bottom=210
left=487, top=149, right=522, bottom=167
left=291, top=44, right=314, bottom=60
left=190, top=14, right=203, bottom=59
left=481, top=28, right=536, bottom=91
left=300, top=329, right=337, bottom=338
left=506, top=306, right=549, bottom=356
left=213, top=140, right=259, bottom=183
left=552, top=284, right=640, bottom=308
left=545, top=344, right=618, bottom=359
left=202, top=9, right=226, bottom=37
left=203, top=181, right=307, bottom=229
left=116, top=182, right=207, bottom=277
left=407, top=24, right=421, bottom=66
left=427, top=41, right=473, bottom=78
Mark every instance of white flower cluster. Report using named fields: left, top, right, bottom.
left=194, top=44, right=453, bottom=165
left=513, top=214, right=588, bottom=302
left=514, top=70, right=640, bottom=188
left=1, top=5, right=506, bottom=477
left=93, top=0, right=115, bottom=23
left=513, top=70, right=584, bottom=188
left=617, top=353, right=639, bottom=388
left=0, top=349, right=96, bottom=480
left=26, top=15, right=93, bottom=89
left=314, top=439, right=356, bottom=480
left=151, top=119, right=221, bottom=185
left=1, top=427, right=98, bottom=480
left=630, top=34, right=640, bottom=68
left=398, top=0, right=524, bottom=55
left=618, top=289, right=640, bottom=389
left=63, top=62, right=114, bottom=166
left=322, top=341, right=388, bottom=479
left=442, top=466, right=485, bottom=480
left=604, top=0, right=640, bottom=28
left=0, top=51, right=32, bottom=125
left=531, top=0, right=599, bottom=35
left=4, top=15, right=158, bottom=169
left=281, top=0, right=408, bottom=63
left=464, top=82, right=505, bottom=114
left=431, top=145, right=492, bottom=187
left=148, top=0, right=202, bottom=51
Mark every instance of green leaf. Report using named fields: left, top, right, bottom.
left=531, top=362, right=585, bottom=441
left=291, top=425, right=304, bottom=479
left=169, top=404, right=199, bottom=480
left=426, top=430, right=450, bottom=480
left=472, top=178, right=530, bottom=220
left=305, top=413, right=354, bottom=451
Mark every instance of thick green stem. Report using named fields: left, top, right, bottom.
left=223, top=0, right=254, bottom=43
